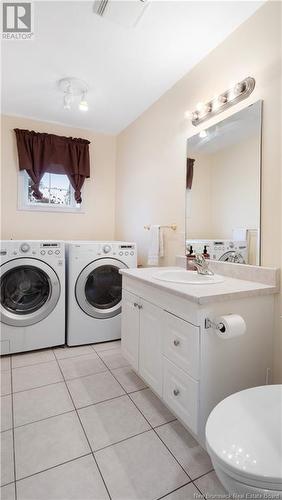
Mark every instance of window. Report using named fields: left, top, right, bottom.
left=18, top=172, right=82, bottom=212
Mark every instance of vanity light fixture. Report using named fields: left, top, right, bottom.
left=185, top=77, right=255, bottom=126
left=58, top=77, right=89, bottom=112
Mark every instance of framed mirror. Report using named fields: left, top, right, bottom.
left=185, top=100, right=262, bottom=265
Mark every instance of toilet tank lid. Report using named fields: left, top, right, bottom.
left=206, top=385, right=282, bottom=484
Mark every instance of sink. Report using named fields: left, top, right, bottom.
left=153, top=270, right=224, bottom=285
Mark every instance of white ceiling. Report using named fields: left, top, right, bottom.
left=2, top=1, right=264, bottom=134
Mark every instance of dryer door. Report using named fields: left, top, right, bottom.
left=0, top=258, right=61, bottom=327
left=76, top=258, right=128, bottom=319
left=219, top=251, right=246, bottom=264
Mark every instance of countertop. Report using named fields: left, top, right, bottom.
left=120, top=267, right=278, bottom=304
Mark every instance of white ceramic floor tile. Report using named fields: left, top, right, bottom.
left=130, top=388, right=175, bottom=427
left=1, top=371, right=11, bottom=396
left=0, top=430, right=14, bottom=486
left=162, top=483, right=201, bottom=500
left=0, top=356, right=11, bottom=372
left=14, top=412, right=90, bottom=479
left=93, top=340, right=121, bottom=352
left=195, top=471, right=227, bottom=496
left=156, top=421, right=213, bottom=480
left=67, top=371, right=125, bottom=408
left=1, top=482, right=16, bottom=500
left=12, top=349, right=55, bottom=369
left=54, top=345, right=94, bottom=360
left=13, top=382, right=74, bottom=427
left=58, top=352, right=107, bottom=380
left=1, top=395, right=13, bottom=431
left=98, top=348, right=129, bottom=370
left=16, top=455, right=109, bottom=500
left=79, top=395, right=150, bottom=451
left=111, top=366, right=147, bottom=393
left=95, top=430, right=188, bottom=500
left=12, top=361, right=63, bottom=393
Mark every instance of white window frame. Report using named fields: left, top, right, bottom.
left=18, top=171, right=84, bottom=213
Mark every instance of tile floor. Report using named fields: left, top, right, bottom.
left=0, top=340, right=227, bottom=500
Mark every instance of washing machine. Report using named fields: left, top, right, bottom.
left=66, top=241, right=137, bottom=346
left=186, top=239, right=248, bottom=264
left=0, top=240, right=65, bottom=355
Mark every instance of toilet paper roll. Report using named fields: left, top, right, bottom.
left=215, top=314, right=246, bottom=339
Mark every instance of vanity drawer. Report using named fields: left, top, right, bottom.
left=163, top=358, right=198, bottom=434
left=162, top=312, right=200, bottom=379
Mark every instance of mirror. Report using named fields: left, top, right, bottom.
left=185, top=101, right=262, bottom=265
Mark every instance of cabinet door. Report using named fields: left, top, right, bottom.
left=121, top=290, right=140, bottom=371
left=139, top=300, right=163, bottom=396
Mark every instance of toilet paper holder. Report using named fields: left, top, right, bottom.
left=205, top=318, right=226, bottom=333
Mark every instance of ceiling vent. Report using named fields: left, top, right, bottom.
left=93, top=0, right=149, bottom=28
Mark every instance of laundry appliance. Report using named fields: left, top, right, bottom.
left=66, top=241, right=137, bottom=346
left=187, top=239, right=248, bottom=264
left=0, top=240, right=65, bottom=354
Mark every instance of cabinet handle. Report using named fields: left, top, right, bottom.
left=138, top=304, right=143, bottom=310
left=133, top=302, right=139, bottom=308
left=173, top=339, right=180, bottom=346
left=173, top=388, right=180, bottom=396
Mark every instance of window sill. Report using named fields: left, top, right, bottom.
left=17, top=204, right=84, bottom=214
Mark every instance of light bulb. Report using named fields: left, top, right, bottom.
left=199, top=130, right=207, bottom=139
left=79, top=91, right=88, bottom=111
left=64, top=93, right=72, bottom=110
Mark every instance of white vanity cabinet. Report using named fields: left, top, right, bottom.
left=121, top=271, right=275, bottom=446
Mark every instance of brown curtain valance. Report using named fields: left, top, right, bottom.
left=186, top=157, right=195, bottom=190
left=14, top=128, right=91, bottom=203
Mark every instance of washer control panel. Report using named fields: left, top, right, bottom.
left=0, top=241, right=63, bottom=261
left=118, top=244, right=135, bottom=257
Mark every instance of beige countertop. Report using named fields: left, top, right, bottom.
left=120, top=267, right=279, bottom=304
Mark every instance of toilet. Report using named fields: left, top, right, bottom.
left=206, top=385, right=282, bottom=498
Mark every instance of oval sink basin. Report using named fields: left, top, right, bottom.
left=153, top=270, right=224, bottom=285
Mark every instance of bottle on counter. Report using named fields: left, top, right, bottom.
left=203, top=245, right=210, bottom=259
left=187, top=245, right=197, bottom=271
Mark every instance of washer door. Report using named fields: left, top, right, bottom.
left=0, top=258, right=61, bottom=327
left=76, top=258, right=127, bottom=319
left=219, top=251, right=246, bottom=264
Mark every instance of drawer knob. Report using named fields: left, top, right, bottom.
left=138, top=304, right=143, bottom=310
left=173, top=388, right=180, bottom=396
left=134, top=302, right=139, bottom=308
left=173, top=339, right=180, bottom=346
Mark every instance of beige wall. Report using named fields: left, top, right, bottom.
left=1, top=115, right=116, bottom=241
left=115, top=1, right=282, bottom=381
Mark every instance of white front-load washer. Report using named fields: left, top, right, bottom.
left=0, top=240, right=65, bottom=354
left=66, top=241, right=137, bottom=346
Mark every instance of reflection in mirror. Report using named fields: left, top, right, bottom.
left=185, top=101, right=262, bottom=266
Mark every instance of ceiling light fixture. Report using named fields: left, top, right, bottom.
left=188, top=77, right=255, bottom=126
left=58, top=77, right=89, bottom=112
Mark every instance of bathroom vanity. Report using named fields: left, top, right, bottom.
left=120, top=266, right=278, bottom=446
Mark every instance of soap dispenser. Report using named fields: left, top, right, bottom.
left=187, top=245, right=197, bottom=271
left=203, top=245, right=210, bottom=259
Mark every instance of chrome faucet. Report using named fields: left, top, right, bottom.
left=194, top=253, right=214, bottom=276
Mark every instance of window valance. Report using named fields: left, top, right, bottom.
left=14, top=128, right=91, bottom=203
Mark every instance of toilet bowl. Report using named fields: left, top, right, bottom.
left=206, top=385, right=282, bottom=498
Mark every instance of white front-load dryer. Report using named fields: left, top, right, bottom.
left=66, top=241, right=137, bottom=346
left=0, top=240, right=65, bottom=354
